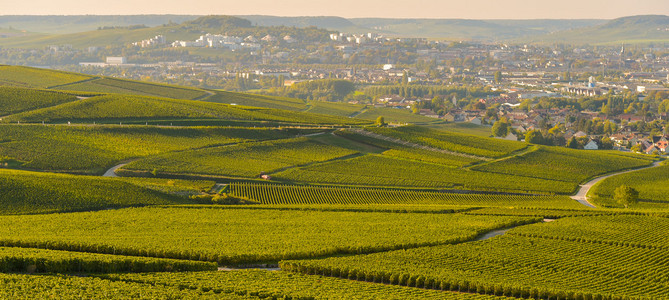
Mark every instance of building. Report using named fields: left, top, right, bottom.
left=106, top=57, right=127, bottom=64
left=584, top=140, right=599, bottom=150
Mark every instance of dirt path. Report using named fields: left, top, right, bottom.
left=102, top=162, right=134, bottom=177
left=570, top=161, right=662, bottom=208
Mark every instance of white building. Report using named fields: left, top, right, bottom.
left=106, top=57, right=127, bottom=64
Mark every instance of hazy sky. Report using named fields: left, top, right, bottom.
left=2, top=0, right=669, bottom=19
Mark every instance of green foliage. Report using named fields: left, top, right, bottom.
left=106, top=270, right=508, bottom=299
left=55, top=77, right=209, bottom=99
left=305, top=101, right=365, bottom=117
left=491, top=117, right=510, bottom=137
left=473, top=146, right=652, bottom=183
left=207, top=90, right=307, bottom=111
left=274, top=154, right=579, bottom=194
left=614, top=185, right=639, bottom=208
left=357, top=107, right=439, bottom=124
left=229, top=182, right=583, bottom=208
left=283, top=79, right=356, bottom=101
left=524, top=129, right=544, bottom=144
left=375, top=116, right=386, bottom=126
left=0, top=125, right=304, bottom=173
left=590, top=164, right=669, bottom=209
left=124, top=137, right=358, bottom=178
left=0, top=207, right=535, bottom=265
left=0, top=247, right=216, bottom=273
left=0, top=169, right=185, bottom=215
left=284, top=215, right=669, bottom=298
left=365, top=126, right=526, bottom=158
left=0, top=65, right=91, bottom=88
left=0, top=87, right=77, bottom=116
left=0, top=273, right=225, bottom=299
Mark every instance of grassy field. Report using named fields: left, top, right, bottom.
left=0, top=207, right=536, bottom=265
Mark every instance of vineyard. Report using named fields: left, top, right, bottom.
left=2, top=94, right=367, bottom=125
left=0, top=273, right=228, bottom=299
left=356, top=107, right=441, bottom=124
left=228, top=182, right=585, bottom=208
left=0, top=247, right=216, bottom=273
left=0, top=207, right=537, bottom=265
left=0, top=169, right=187, bottom=215
left=282, top=216, right=669, bottom=298
left=0, top=125, right=310, bottom=173
left=589, top=163, right=669, bottom=207
left=0, top=87, right=78, bottom=116
left=473, top=146, right=653, bottom=183
left=0, top=65, right=91, bottom=88
left=306, top=101, right=366, bottom=117
left=206, top=90, right=308, bottom=111
left=123, top=137, right=358, bottom=178
left=365, top=125, right=526, bottom=158
left=273, top=154, right=578, bottom=194
left=0, top=65, right=666, bottom=298
left=104, top=270, right=512, bottom=300
left=53, top=77, right=209, bottom=99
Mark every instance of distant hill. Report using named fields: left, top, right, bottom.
left=0, top=15, right=198, bottom=34
left=0, top=15, right=332, bottom=49
left=526, top=15, right=669, bottom=45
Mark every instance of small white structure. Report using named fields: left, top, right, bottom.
left=584, top=140, right=599, bottom=150
left=106, top=57, right=127, bottom=64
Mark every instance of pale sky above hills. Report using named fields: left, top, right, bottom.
left=2, top=0, right=668, bottom=19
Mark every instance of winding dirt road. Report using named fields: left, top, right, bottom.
left=570, top=161, right=662, bottom=208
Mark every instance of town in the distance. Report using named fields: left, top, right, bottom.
left=2, top=15, right=669, bottom=154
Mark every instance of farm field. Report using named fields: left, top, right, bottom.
left=0, top=169, right=187, bottom=215
left=51, top=77, right=209, bottom=99
left=207, top=90, right=308, bottom=111
left=273, top=154, right=578, bottom=194
left=0, top=207, right=537, bottom=265
left=106, top=270, right=513, bottom=300
left=0, top=65, right=665, bottom=298
left=282, top=215, right=669, bottom=298
left=1, top=94, right=367, bottom=125
left=228, top=182, right=584, bottom=208
left=589, top=163, right=669, bottom=208
left=0, top=65, right=91, bottom=88
left=0, top=87, right=78, bottom=116
left=365, top=125, right=526, bottom=158
left=472, top=146, right=653, bottom=183
left=122, top=137, right=359, bottom=178
left=0, top=125, right=311, bottom=173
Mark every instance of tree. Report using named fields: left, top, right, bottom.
left=525, top=130, right=544, bottom=144
left=492, top=117, right=510, bottom=137
left=614, top=185, right=639, bottom=208
left=493, top=71, right=502, bottom=84
left=375, top=116, right=386, bottom=127
left=567, top=137, right=579, bottom=149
